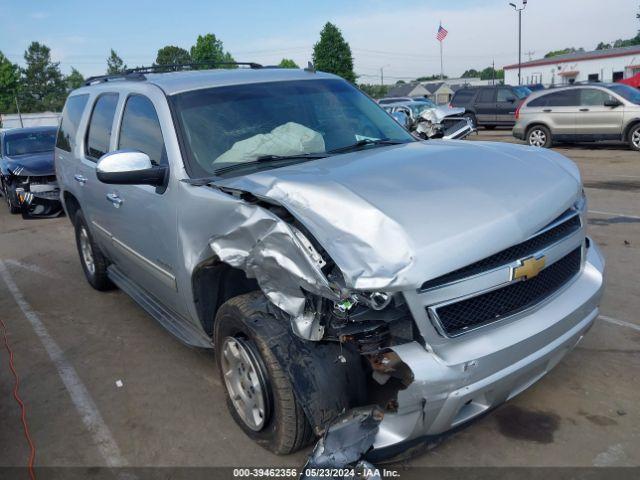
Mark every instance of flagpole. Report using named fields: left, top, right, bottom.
left=440, top=40, right=443, bottom=80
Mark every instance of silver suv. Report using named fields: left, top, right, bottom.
left=55, top=66, right=605, bottom=461
left=514, top=83, right=640, bottom=150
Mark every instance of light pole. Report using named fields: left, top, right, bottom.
left=380, top=64, right=390, bottom=87
left=509, top=0, right=527, bottom=85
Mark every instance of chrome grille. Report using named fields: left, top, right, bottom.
left=430, top=248, right=582, bottom=337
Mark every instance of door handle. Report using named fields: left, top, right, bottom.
left=543, top=109, right=552, bottom=112
left=74, top=174, right=87, bottom=185
left=580, top=108, right=590, bottom=112
left=106, top=193, right=123, bottom=208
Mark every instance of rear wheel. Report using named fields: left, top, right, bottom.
left=628, top=124, right=640, bottom=151
left=73, top=210, right=114, bottom=291
left=214, top=293, right=314, bottom=454
left=527, top=125, right=552, bottom=148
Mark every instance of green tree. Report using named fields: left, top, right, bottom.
left=358, top=83, right=389, bottom=98
left=155, top=45, right=191, bottom=68
left=544, top=47, right=584, bottom=58
left=278, top=58, right=299, bottom=68
left=415, top=74, right=447, bottom=81
left=480, top=66, right=504, bottom=81
left=21, top=42, right=66, bottom=112
left=0, top=51, right=20, bottom=113
left=312, top=22, right=356, bottom=83
left=107, top=49, right=127, bottom=74
left=461, top=69, right=480, bottom=78
left=190, top=34, right=235, bottom=68
left=596, top=41, right=612, bottom=50
left=66, top=67, right=85, bottom=91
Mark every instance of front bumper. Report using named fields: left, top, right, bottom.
left=371, top=240, right=605, bottom=453
left=513, top=126, right=526, bottom=140
left=16, top=186, right=63, bottom=218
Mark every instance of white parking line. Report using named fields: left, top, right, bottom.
left=599, top=315, right=640, bottom=333
left=0, top=260, right=128, bottom=468
left=588, top=210, right=640, bottom=220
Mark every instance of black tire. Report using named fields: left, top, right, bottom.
left=628, top=124, right=640, bottom=151
left=214, top=292, right=314, bottom=454
left=526, top=125, right=552, bottom=148
left=73, top=210, right=114, bottom=291
left=2, top=180, right=20, bottom=214
left=463, top=112, right=477, bottom=128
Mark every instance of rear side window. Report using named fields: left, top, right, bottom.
left=477, top=89, right=495, bottom=103
left=451, top=90, right=474, bottom=105
left=56, top=94, right=89, bottom=152
left=118, top=95, right=166, bottom=166
left=528, top=90, right=579, bottom=107
left=497, top=88, right=515, bottom=102
left=86, top=93, right=119, bottom=160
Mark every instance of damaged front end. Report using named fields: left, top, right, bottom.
left=11, top=173, right=63, bottom=218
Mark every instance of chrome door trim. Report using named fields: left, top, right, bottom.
left=91, top=220, right=177, bottom=291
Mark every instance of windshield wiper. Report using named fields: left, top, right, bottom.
left=327, top=138, right=406, bottom=154
left=212, top=152, right=329, bottom=176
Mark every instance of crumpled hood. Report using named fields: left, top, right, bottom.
left=5, top=152, right=55, bottom=176
left=217, top=141, right=581, bottom=290
left=430, top=105, right=465, bottom=122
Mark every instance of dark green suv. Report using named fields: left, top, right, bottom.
left=450, top=85, right=531, bottom=128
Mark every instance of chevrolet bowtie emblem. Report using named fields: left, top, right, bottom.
left=512, top=255, right=546, bottom=281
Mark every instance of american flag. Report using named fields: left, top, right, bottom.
left=436, top=24, right=448, bottom=42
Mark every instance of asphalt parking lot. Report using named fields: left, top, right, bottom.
left=0, top=130, right=639, bottom=472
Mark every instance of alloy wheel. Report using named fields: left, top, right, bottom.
left=632, top=128, right=640, bottom=150
left=529, top=129, right=547, bottom=147
left=79, top=227, right=96, bottom=275
left=221, top=336, right=269, bottom=431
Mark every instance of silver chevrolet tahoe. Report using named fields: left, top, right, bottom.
left=55, top=66, right=605, bottom=460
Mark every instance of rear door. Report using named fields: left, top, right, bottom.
left=536, top=90, right=579, bottom=138
left=575, top=88, right=624, bottom=139
left=495, top=87, right=519, bottom=125
left=474, top=88, right=496, bottom=124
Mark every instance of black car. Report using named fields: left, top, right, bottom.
left=450, top=85, right=532, bottom=129
left=0, top=126, right=62, bottom=217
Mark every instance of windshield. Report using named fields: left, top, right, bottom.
left=513, top=86, right=532, bottom=99
left=4, top=131, right=56, bottom=156
left=610, top=84, right=640, bottom=105
left=172, top=79, right=414, bottom=177
left=414, top=99, right=437, bottom=108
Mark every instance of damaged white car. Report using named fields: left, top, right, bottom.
left=56, top=65, right=605, bottom=465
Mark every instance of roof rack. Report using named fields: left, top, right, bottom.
left=84, top=61, right=264, bottom=86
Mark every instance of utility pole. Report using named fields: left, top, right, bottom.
left=380, top=66, right=384, bottom=87
left=509, top=1, right=528, bottom=85
left=492, top=59, right=496, bottom=85
left=525, top=50, right=535, bottom=62
left=14, top=95, right=24, bottom=128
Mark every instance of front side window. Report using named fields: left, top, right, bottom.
left=580, top=89, right=614, bottom=106
left=56, top=94, right=90, bottom=152
left=172, top=79, right=414, bottom=177
left=4, top=130, right=56, bottom=156
left=86, top=93, right=118, bottom=160
left=118, top=95, right=166, bottom=165
left=477, top=89, right=495, bottom=103
left=497, top=88, right=515, bottom=102
left=609, top=84, right=640, bottom=105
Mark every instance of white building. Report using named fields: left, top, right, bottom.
left=0, top=112, right=61, bottom=130
left=504, top=45, right=640, bottom=86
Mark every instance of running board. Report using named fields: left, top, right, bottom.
left=107, top=265, right=212, bottom=348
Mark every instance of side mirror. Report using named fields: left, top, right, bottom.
left=391, top=111, right=411, bottom=128
left=604, top=99, right=622, bottom=108
left=96, top=150, right=167, bottom=186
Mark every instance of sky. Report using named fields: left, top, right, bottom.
left=0, top=0, right=637, bottom=83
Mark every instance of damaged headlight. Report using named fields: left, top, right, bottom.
left=334, top=291, right=393, bottom=314
left=574, top=188, right=587, bottom=214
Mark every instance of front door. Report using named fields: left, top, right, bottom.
left=97, top=93, right=186, bottom=316
left=575, top=88, right=624, bottom=139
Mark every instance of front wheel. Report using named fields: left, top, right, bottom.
left=2, top=180, right=20, bottom=214
left=214, top=293, right=314, bottom=454
left=527, top=125, right=552, bottom=148
left=628, top=124, right=640, bottom=151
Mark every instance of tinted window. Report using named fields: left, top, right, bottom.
left=580, top=89, right=613, bottom=106
left=452, top=90, right=474, bottom=105
left=477, top=89, right=495, bottom=103
left=56, top=94, right=89, bottom=152
left=609, top=84, right=640, bottom=105
left=513, top=86, right=532, bottom=99
left=497, top=88, right=516, bottom=102
left=86, top=93, right=118, bottom=160
left=118, top=95, right=166, bottom=165
left=532, top=90, right=579, bottom=107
